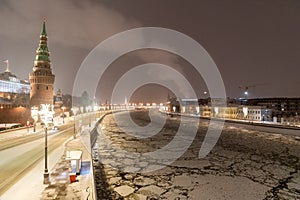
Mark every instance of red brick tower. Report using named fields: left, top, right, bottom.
left=29, top=18, right=55, bottom=109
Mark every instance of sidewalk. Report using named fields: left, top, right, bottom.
left=0, top=125, right=44, bottom=142
left=0, top=112, right=112, bottom=200
left=40, top=135, right=93, bottom=200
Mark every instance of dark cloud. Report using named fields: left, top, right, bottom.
left=0, top=0, right=299, bottom=102
left=0, top=0, right=141, bottom=96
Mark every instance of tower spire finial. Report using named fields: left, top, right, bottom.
left=41, top=17, right=47, bottom=36
left=35, top=18, right=50, bottom=62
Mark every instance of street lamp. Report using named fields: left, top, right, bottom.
left=31, top=106, right=39, bottom=132
left=72, top=106, right=78, bottom=138
left=61, top=106, right=66, bottom=124
left=39, top=104, right=53, bottom=184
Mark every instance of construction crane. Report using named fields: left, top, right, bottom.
left=238, top=84, right=266, bottom=99
left=238, top=85, right=256, bottom=98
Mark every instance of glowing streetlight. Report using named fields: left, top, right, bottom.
left=173, top=106, right=176, bottom=112
left=39, top=104, right=54, bottom=184
left=93, top=105, right=98, bottom=112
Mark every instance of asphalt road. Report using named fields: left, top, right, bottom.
left=0, top=125, right=73, bottom=195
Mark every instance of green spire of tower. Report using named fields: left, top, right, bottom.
left=35, top=17, right=50, bottom=62
left=41, top=17, right=47, bottom=36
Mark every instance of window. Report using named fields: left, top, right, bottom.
left=37, top=85, right=39, bottom=90
left=46, top=86, right=48, bottom=90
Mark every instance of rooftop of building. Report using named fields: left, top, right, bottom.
left=0, top=70, right=30, bottom=85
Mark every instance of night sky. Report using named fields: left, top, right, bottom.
left=0, top=0, right=299, bottom=103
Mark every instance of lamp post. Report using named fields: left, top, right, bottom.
left=39, top=104, right=53, bottom=184
left=72, top=107, right=78, bottom=138
left=31, top=106, right=38, bottom=132
left=44, top=124, right=49, bottom=184
left=61, top=106, right=66, bottom=124
left=26, top=120, right=30, bottom=133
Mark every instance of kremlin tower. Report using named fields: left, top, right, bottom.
left=29, top=18, right=55, bottom=109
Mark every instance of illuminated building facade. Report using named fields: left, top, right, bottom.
left=0, top=70, right=31, bottom=124
left=0, top=70, right=30, bottom=108
left=0, top=72, right=29, bottom=95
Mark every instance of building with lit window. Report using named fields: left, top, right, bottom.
left=237, top=106, right=272, bottom=122
left=0, top=71, right=30, bottom=95
left=168, top=98, right=273, bottom=122
left=0, top=70, right=30, bottom=108
left=247, top=98, right=300, bottom=118
left=0, top=19, right=56, bottom=125
left=0, top=70, right=30, bottom=124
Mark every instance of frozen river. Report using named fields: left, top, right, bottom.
left=92, top=110, right=300, bottom=199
